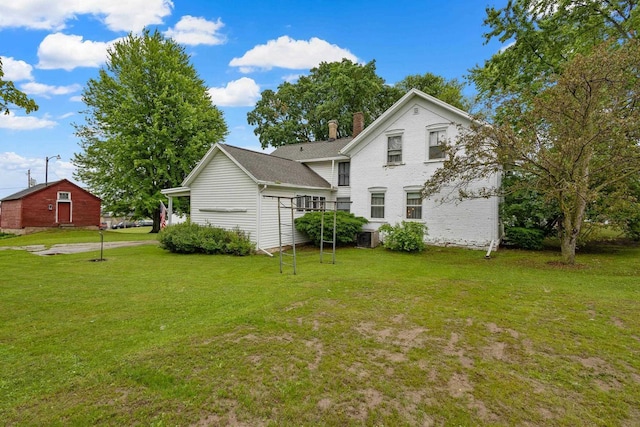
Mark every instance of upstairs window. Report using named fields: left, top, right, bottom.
left=428, top=129, right=447, bottom=160
left=338, top=162, right=350, bottom=186
left=57, top=191, right=71, bottom=201
left=387, top=135, right=402, bottom=164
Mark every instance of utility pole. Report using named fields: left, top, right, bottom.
left=27, top=169, right=31, bottom=187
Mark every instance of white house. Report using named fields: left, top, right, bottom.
left=162, top=89, right=501, bottom=252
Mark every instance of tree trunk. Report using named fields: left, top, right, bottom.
left=151, top=207, right=161, bottom=233
left=558, top=190, right=588, bottom=264
left=559, top=222, right=579, bottom=264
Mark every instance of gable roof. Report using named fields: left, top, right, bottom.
left=270, top=138, right=352, bottom=161
left=0, top=179, right=100, bottom=202
left=340, top=88, right=475, bottom=155
left=182, top=143, right=331, bottom=189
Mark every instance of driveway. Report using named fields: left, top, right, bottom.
left=0, top=240, right=158, bottom=256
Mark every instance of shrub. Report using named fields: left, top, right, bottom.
left=379, top=221, right=427, bottom=252
left=159, top=222, right=254, bottom=255
left=294, top=211, right=368, bottom=246
left=502, top=226, right=545, bottom=250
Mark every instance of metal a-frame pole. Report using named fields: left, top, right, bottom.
left=291, top=197, right=297, bottom=275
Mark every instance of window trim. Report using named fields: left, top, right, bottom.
left=386, top=130, right=404, bottom=165
left=426, top=124, right=449, bottom=162
left=369, top=187, right=387, bottom=219
left=405, top=191, right=423, bottom=220
left=338, top=161, right=350, bottom=186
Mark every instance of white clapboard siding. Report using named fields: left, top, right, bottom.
left=190, top=152, right=258, bottom=239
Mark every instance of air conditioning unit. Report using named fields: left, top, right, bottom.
left=357, top=230, right=379, bottom=248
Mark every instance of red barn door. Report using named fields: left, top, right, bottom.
left=58, top=202, right=71, bottom=224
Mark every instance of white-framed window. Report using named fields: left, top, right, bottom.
left=336, top=197, right=351, bottom=212
left=338, top=162, right=350, bottom=186
left=57, top=191, right=71, bottom=201
left=406, top=192, right=423, bottom=219
left=296, top=195, right=326, bottom=211
left=428, top=129, right=447, bottom=160
left=370, top=193, right=385, bottom=219
left=387, top=135, right=402, bottom=164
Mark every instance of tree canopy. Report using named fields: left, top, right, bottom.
left=247, top=60, right=468, bottom=149
left=0, top=58, right=38, bottom=115
left=470, top=0, right=638, bottom=99
left=73, top=29, right=227, bottom=232
left=425, top=41, right=640, bottom=264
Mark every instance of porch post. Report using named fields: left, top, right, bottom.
left=167, top=196, right=173, bottom=225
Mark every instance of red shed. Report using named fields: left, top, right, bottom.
left=0, top=179, right=101, bottom=234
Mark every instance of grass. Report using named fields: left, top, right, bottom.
left=0, top=232, right=639, bottom=425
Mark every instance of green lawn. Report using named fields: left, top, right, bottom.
left=0, top=233, right=639, bottom=425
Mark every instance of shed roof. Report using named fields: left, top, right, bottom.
left=270, top=138, right=352, bottom=161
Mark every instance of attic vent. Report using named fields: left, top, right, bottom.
left=413, top=107, right=419, bottom=115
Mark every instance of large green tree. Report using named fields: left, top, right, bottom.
left=73, top=29, right=227, bottom=232
left=247, top=61, right=468, bottom=149
left=394, top=73, right=470, bottom=111
left=471, top=0, right=638, bottom=99
left=0, top=58, right=38, bottom=115
left=424, top=41, right=640, bottom=264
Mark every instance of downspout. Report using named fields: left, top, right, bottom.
left=257, top=184, right=273, bottom=256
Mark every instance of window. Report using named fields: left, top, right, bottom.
left=387, top=135, right=402, bottom=164
left=428, top=129, right=447, bottom=160
left=296, top=195, right=326, bottom=211
left=336, top=197, right=351, bottom=212
left=57, top=191, right=71, bottom=201
left=338, top=162, right=350, bottom=186
left=406, top=192, right=422, bottom=219
left=371, top=193, right=385, bottom=218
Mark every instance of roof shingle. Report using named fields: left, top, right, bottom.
left=220, top=144, right=331, bottom=189
left=270, top=138, right=352, bottom=161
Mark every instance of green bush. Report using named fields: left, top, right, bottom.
left=159, top=222, right=254, bottom=255
left=503, top=226, right=545, bottom=250
left=294, top=211, right=368, bottom=246
left=379, top=221, right=427, bottom=252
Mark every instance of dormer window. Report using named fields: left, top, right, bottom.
left=387, top=135, right=402, bottom=164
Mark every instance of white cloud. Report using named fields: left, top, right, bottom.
left=282, top=73, right=303, bottom=83
left=0, top=112, right=57, bottom=130
left=0, top=152, right=75, bottom=197
left=69, top=95, right=83, bottom=102
left=37, top=33, right=117, bottom=71
left=229, top=36, right=359, bottom=73
left=0, top=0, right=173, bottom=32
left=20, top=82, right=82, bottom=98
left=208, top=77, right=260, bottom=107
left=1, top=56, right=34, bottom=81
left=165, top=15, right=226, bottom=46
left=58, top=112, right=75, bottom=119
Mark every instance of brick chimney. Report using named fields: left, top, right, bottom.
left=352, top=112, right=364, bottom=137
left=328, top=120, right=338, bottom=141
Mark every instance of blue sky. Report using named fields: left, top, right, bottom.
left=0, top=0, right=508, bottom=199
